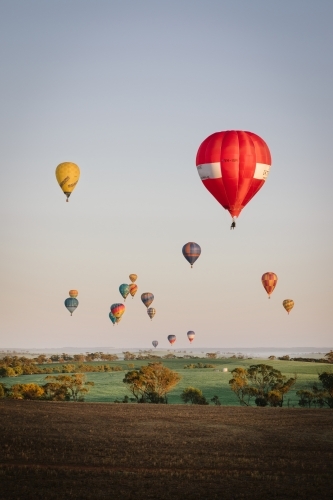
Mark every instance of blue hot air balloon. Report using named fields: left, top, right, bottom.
left=64, top=297, right=79, bottom=316
left=182, top=242, right=201, bottom=268
left=119, top=284, right=130, bottom=301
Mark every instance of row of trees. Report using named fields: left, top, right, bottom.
left=0, top=363, right=123, bottom=377
left=0, top=374, right=94, bottom=401
left=0, top=352, right=119, bottom=366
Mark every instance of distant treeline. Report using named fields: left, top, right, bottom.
left=269, top=353, right=333, bottom=363
left=0, top=354, right=124, bottom=377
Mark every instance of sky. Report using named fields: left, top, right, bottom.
left=0, top=0, right=332, bottom=350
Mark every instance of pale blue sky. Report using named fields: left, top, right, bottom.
left=0, top=0, right=332, bottom=349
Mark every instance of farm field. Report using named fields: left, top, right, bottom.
left=0, top=400, right=332, bottom=499
left=1, top=357, right=331, bottom=406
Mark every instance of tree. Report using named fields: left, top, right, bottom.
left=44, top=374, right=94, bottom=401
left=123, top=363, right=181, bottom=403
left=9, top=383, right=45, bottom=400
left=181, top=387, right=209, bottom=405
left=123, top=351, right=136, bottom=361
left=229, top=364, right=296, bottom=407
left=211, top=395, right=221, bottom=406
left=324, top=351, right=333, bottom=364
left=318, top=372, right=333, bottom=408
left=0, top=366, right=17, bottom=377
left=0, top=383, right=8, bottom=398
left=206, top=353, right=217, bottom=359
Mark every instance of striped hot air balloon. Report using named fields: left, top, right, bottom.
left=141, top=293, right=154, bottom=308
left=182, top=242, right=201, bottom=268
left=168, top=334, right=176, bottom=345
left=129, top=283, right=138, bottom=298
left=110, top=303, right=125, bottom=319
left=261, top=272, right=278, bottom=298
left=283, top=299, right=294, bottom=315
left=187, top=331, right=195, bottom=343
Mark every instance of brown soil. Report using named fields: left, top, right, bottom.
left=0, top=400, right=332, bottom=499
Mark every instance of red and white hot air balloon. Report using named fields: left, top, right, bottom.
left=196, top=130, right=271, bottom=228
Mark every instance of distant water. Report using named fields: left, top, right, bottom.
left=1, top=346, right=330, bottom=359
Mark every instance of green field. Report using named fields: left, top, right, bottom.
left=1, top=357, right=331, bottom=406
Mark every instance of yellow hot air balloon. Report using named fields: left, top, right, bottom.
left=129, top=274, right=137, bottom=283
left=69, top=290, right=78, bottom=298
left=283, top=299, right=294, bottom=315
left=55, top=162, right=80, bottom=202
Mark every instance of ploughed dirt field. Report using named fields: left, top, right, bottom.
left=0, top=401, right=332, bottom=499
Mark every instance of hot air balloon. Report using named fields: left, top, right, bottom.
left=168, top=334, right=176, bottom=345
left=119, top=284, right=130, bottom=301
left=115, top=316, right=122, bottom=324
left=129, top=274, right=137, bottom=283
left=129, top=283, right=138, bottom=298
left=261, top=272, right=278, bottom=298
left=110, top=303, right=125, bottom=319
left=69, top=290, right=78, bottom=298
left=141, top=292, right=154, bottom=308
left=182, top=242, right=201, bottom=268
left=109, top=312, right=117, bottom=325
left=196, top=131, right=271, bottom=227
left=55, top=162, right=80, bottom=202
left=152, top=340, right=158, bottom=348
left=64, top=297, right=78, bottom=316
left=147, top=307, right=156, bottom=320
left=283, top=299, right=294, bottom=315
left=187, top=331, right=195, bottom=343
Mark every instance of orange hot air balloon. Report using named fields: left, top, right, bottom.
left=129, top=274, right=137, bottom=283
left=196, top=131, right=271, bottom=227
left=129, top=283, right=138, bottom=298
left=69, top=290, right=78, bottom=298
left=283, top=299, right=294, bottom=315
left=261, top=272, right=278, bottom=298
left=110, top=303, right=125, bottom=319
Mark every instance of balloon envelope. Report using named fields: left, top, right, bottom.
left=147, top=307, right=156, bottom=320
left=187, top=331, right=195, bottom=343
left=109, top=312, right=117, bottom=325
left=283, top=299, right=294, bottom=314
left=196, top=131, right=271, bottom=219
left=110, top=303, right=125, bottom=318
left=69, top=290, right=78, bottom=298
left=261, top=272, right=278, bottom=297
left=152, top=340, right=158, bottom=348
left=119, top=284, right=130, bottom=301
left=168, top=334, right=176, bottom=345
left=129, top=283, right=138, bottom=298
left=129, top=274, right=137, bottom=283
left=55, top=162, right=80, bottom=202
left=64, top=297, right=78, bottom=316
left=141, top=292, right=154, bottom=308
left=182, top=242, right=201, bottom=268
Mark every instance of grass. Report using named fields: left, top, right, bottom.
left=1, top=357, right=331, bottom=406
left=0, top=400, right=332, bottom=499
